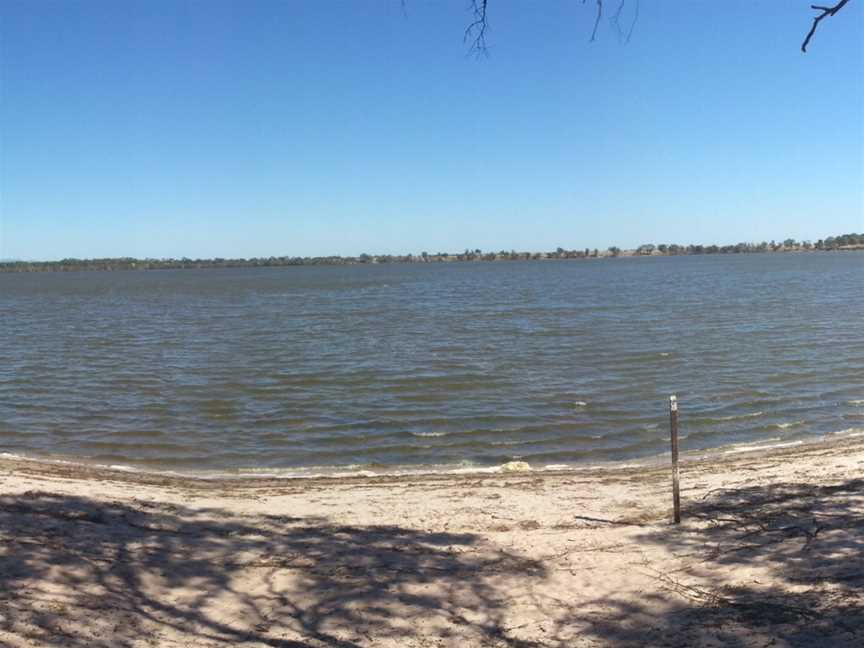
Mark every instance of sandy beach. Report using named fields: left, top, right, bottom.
left=1, top=436, right=862, bottom=648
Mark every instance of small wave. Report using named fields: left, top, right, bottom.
left=104, top=429, right=165, bottom=439
left=107, top=464, right=139, bottom=472
left=410, top=431, right=449, bottom=438
left=712, top=411, right=764, bottom=422
left=573, top=401, right=588, bottom=407
left=331, top=470, right=378, bottom=478
left=771, top=421, right=804, bottom=429
left=444, top=460, right=532, bottom=475
left=849, top=400, right=864, bottom=406
left=724, top=440, right=803, bottom=454
left=725, top=411, right=764, bottom=420
left=442, top=466, right=506, bottom=475
left=0, top=451, right=150, bottom=475
left=827, top=427, right=864, bottom=438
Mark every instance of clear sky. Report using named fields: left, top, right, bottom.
left=1, top=1, right=862, bottom=260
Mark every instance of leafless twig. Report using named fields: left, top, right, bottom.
left=625, top=0, right=640, bottom=43
left=465, top=0, right=490, bottom=56
left=587, top=0, right=604, bottom=42
left=464, top=0, right=644, bottom=53
left=611, top=0, right=626, bottom=41
left=802, top=0, right=853, bottom=52
left=610, top=0, right=640, bottom=44
left=458, top=0, right=851, bottom=55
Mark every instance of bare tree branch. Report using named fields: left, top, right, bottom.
left=802, top=0, right=853, bottom=52
left=612, top=0, right=626, bottom=28
left=610, top=0, right=639, bottom=44
left=588, top=0, right=604, bottom=42
left=625, top=0, right=640, bottom=44
left=464, top=0, right=490, bottom=56
left=456, top=1, right=851, bottom=55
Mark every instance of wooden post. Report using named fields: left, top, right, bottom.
left=669, top=394, right=681, bottom=524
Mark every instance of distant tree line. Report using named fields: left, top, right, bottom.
left=629, top=233, right=864, bottom=256
left=1, top=233, right=861, bottom=273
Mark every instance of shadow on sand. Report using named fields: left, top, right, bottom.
left=0, top=491, right=546, bottom=647
left=573, top=477, right=864, bottom=647
left=1, top=477, right=862, bottom=647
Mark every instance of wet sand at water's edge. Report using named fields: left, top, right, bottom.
left=1, top=436, right=863, bottom=647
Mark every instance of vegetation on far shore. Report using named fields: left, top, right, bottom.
left=2, top=233, right=861, bottom=273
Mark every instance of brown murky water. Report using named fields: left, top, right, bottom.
left=1, top=253, right=862, bottom=473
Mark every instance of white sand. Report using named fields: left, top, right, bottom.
left=1, top=436, right=862, bottom=647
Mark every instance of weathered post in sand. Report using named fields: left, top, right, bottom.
left=669, top=394, right=681, bottom=524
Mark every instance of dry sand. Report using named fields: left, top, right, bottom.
left=1, top=436, right=862, bottom=647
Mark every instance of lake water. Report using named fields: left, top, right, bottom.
left=1, top=253, right=863, bottom=475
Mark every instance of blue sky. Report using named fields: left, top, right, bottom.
left=1, top=1, right=862, bottom=260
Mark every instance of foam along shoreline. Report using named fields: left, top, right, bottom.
left=1, top=427, right=861, bottom=482
left=0, top=449, right=639, bottom=481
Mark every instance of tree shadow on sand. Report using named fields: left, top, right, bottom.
left=4, top=480, right=862, bottom=647
left=574, top=477, right=864, bottom=647
left=0, top=491, right=546, bottom=647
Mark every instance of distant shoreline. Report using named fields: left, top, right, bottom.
left=2, top=233, right=862, bottom=273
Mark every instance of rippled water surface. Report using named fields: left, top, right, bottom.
left=2, top=253, right=863, bottom=473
